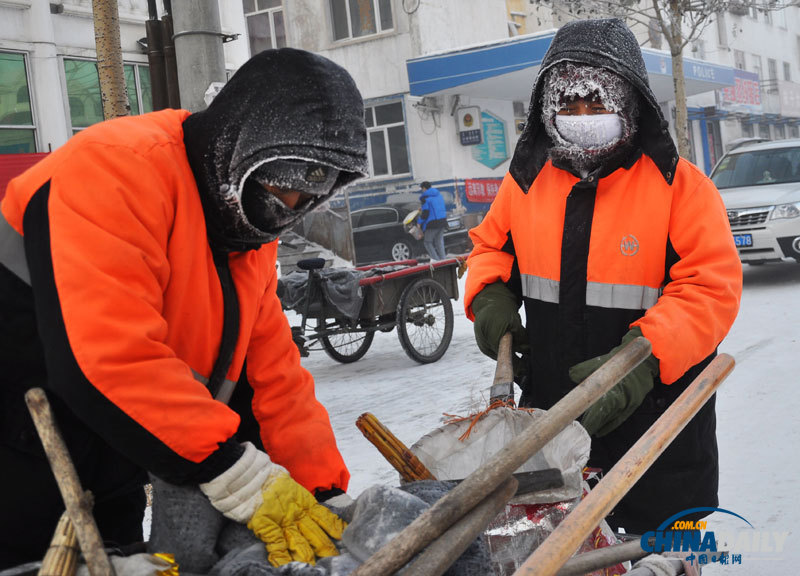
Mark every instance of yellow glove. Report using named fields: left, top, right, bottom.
left=200, top=442, right=346, bottom=567
left=248, top=472, right=346, bottom=566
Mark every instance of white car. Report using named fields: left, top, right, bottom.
left=711, top=138, right=800, bottom=264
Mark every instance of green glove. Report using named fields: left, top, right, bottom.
left=471, top=281, right=529, bottom=376
left=569, top=326, right=659, bottom=437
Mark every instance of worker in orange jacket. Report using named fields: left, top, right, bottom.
left=466, top=19, right=742, bottom=533
left=0, top=49, right=366, bottom=567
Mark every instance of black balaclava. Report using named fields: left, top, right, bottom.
left=182, top=48, right=369, bottom=253
left=541, top=62, right=640, bottom=177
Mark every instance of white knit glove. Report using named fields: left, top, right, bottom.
left=199, top=441, right=284, bottom=523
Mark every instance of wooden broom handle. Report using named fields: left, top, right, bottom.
left=25, top=388, right=115, bottom=576
left=513, top=353, right=736, bottom=576
left=350, top=337, right=653, bottom=576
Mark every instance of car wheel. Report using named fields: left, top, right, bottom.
left=391, top=240, right=412, bottom=261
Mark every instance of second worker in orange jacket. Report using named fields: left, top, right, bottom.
left=466, top=19, right=742, bottom=533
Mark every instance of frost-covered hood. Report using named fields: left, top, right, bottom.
left=183, top=48, right=368, bottom=253
left=509, top=18, right=679, bottom=191
left=719, top=182, right=800, bottom=210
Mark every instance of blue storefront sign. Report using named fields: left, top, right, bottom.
left=472, top=111, right=508, bottom=169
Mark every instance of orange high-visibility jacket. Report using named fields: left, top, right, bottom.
left=465, top=154, right=742, bottom=528
left=0, top=110, right=348, bottom=492
left=466, top=155, right=741, bottom=387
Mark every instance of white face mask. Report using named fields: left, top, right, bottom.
left=554, top=114, right=623, bottom=149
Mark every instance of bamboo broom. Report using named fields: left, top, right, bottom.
left=38, top=512, right=80, bottom=576
left=355, top=412, right=436, bottom=482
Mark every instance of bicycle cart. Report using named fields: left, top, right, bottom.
left=277, top=257, right=464, bottom=364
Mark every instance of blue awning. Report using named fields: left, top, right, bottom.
left=407, top=30, right=735, bottom=103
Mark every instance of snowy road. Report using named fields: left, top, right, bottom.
left=300, top=261, right=800, bottom=573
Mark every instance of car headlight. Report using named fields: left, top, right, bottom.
left=771, top=202, right=800, bottom=220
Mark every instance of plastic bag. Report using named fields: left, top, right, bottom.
left=485, top=484, right=625, bottom=576
left=409, top=406, right=591, bottom=504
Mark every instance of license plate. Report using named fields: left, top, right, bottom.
left=734, top=234, right=752, bottom=247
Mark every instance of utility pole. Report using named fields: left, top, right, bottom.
left=170, top=0, right=227, bottom=112
left=92, top=0, right=129, bottom=120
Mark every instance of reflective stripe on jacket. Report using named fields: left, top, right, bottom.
left=0, top=110, right=348, bottom=492
left=466, top=156, right=741, bottom=385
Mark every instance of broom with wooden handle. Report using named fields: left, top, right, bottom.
left=25, top=388, right=115, bottom=576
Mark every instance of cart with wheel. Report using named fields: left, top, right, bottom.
left=277, top=256, right=463, bottom=364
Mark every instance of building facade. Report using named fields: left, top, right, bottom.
left=2, top=1, right=798, bottom=215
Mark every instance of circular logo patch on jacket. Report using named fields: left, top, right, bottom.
left=620, top=234, right=639, bottom=256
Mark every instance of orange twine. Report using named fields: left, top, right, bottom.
left=443, top=399, right=539, bottom=441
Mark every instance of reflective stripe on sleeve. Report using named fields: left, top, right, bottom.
left=521, top=273, right=659, bottom=310
left=192, top=369, right=238, bottom=405
left=0, top=209, right=30, bottom=285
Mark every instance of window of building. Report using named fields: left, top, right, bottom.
left=790, top=125, right=799, bottom=139
left=773, top=0, right=786, bottom=27
left=716, top=13, right=727, bottom=48
left=692, top=39, right=706, bottom=60
left=706, top=120, right=723, bottom=168
left=64, top=59, right=152, bottom=134
left=741, top=121, right=754, bottom=138
left=734, top=49, right=746, bottom=70
left=243, top=0, right=285, bottom=54
left=330, top=0, right=393, bottom=41
left=775, top=124, right=785, bottom=139
left=752, top=53, right=763, bottom=80
left=759, top=123, right=771, bottom=139
left=749, top=5, right=758, bottom=19
left=784, top=61, right=792, bottom=81
left=0, top=52, right=36, bottom=153
left=768, top=58, right=778, bottom=81
left=364, top=99, right=409, bottom=178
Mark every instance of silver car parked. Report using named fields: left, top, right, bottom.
left=711, top=139, right=800, bottom=264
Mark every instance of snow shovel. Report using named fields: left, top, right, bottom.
left=512, top=353, right=736, bottom=576
left=350, top=336, right=653, bottom=576
left=24, top=388, right=115, bottom=576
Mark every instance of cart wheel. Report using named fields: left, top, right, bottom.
left=320, top=328, right=375, bottom=363
left=396, top=278, right=454, bottom=363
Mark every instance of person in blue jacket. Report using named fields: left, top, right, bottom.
left=417, top=181, right=448, bottom=260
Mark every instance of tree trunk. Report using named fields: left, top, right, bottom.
left=92, top=0, right=129, bottom=120
left=668, top=1, right=690, bottom=159
left=671, top=47, right=690, bottom=159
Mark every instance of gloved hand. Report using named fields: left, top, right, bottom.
left=569, top=326, right=659, bottom=437
left=471, top=281, right=530, bottom=376
left=200, top=442, right=346, bottom=567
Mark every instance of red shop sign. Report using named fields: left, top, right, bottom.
left=465, top=178, right=502, bottom=203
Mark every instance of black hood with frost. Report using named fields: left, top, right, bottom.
left=183, top=48, right=368, bottom=253
left=510, top=18, right=679, bottom=191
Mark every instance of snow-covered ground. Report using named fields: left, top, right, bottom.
left=298, top=260, right=800, bottom=574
